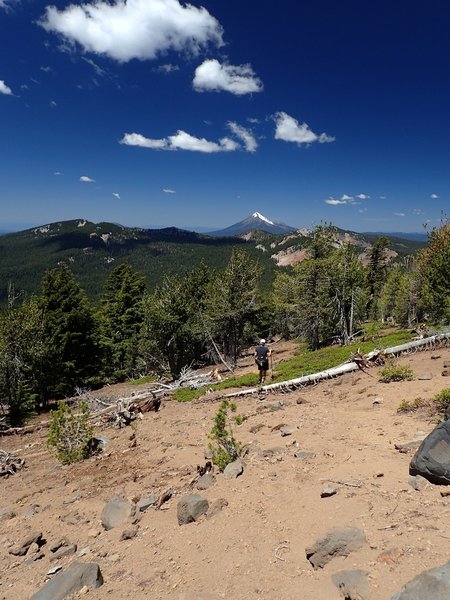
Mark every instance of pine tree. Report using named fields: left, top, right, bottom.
left=366, top=236, right=390, bottom=319
left=99, top=262, right=146, bottom=380
left=39, top=265, right=99, bottom=398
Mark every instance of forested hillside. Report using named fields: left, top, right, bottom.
left=0, top=220, right=447, bottom=429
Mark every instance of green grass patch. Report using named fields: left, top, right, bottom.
left=431, top=388, right=450, bottom=414
left=173, top=372, right=260, bottom=403
left=273, top=329, right=413, bottom=382
left=128, top=374, right=158, bottom=385
left=379, top=361, right=414, bottom=383
left=397, top=397, right=427, bottom=413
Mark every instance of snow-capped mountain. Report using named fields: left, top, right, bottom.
left=208, top=212, right=297, bottom=237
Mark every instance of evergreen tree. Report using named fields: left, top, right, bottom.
left=366, top=236, right=390, bottom=319
left=99, top=262, right=146, bottom=380
left=39, top=265, right=99, bottom=398
left=417, top=220, right=450, bottom=323
left=205, top=248, right=262, bottom=364
left=0, top=290, right=46, bottom=425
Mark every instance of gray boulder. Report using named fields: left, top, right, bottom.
left=391, top=560, right=450, bottom=599
left=101, top=494, right=135, bottom=530
left=136, top=493, right=157, bottom=512
left=332, top=569, right=369, bottom=600
left=177, top=495, right=209, bottom=525
left=197, top=473, right=215, bottom=490
left=305, top=527, right=366, bottom=569
left=29, top=562, right=103, bottom=600
left=223, top=459, right=243, bottom=479
left=410, top=420, right=450, bottom=485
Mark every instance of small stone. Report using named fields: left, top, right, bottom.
left=279, top=424, right=298, bottom=437
left=321, top=486, right=337, bottom=498
left=223, top=459, right=244, bottom=480
left=47, top=566, right=62, bottom=575
left=101, top=494, right=135, bottom=531
left=136, top=494, right=157, bottom=512
left=88, top=529, right=101, bottom=539
left=77, top=547, right=90, bottom=557
left=177, top=495, right=209, bottom=525
left=9, top=532, right=43, bottom=556
left=207, top=498, right=228, bottom=519
left=372, top=397, right=383, bottom=405
left=331, top=569, right=369, bottom=600
left=120, top=526, right=138, bottom=541
left=377, top=547, right=404, bottom=564
left=296, top=396, right=307, bottom=404
left=408, top=474, right=429, bottom=491
left=50, top=544, right=77, bottom=561
left=374, top=472, right=384, bottom=478
left=418, top=374, right=432, bottom=380
left=442, top=370, right=450, bottom=377
left=431, top=355, right=441, bottom=360
left=294, top=451, right=315, bottom=460
left=196, top=473, right=215, bottom=490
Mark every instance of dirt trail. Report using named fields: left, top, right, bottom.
left=1, top=345, right=450, bottom=600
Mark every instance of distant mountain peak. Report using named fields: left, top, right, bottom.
left=251, top=212, right=274, bottom=225
left=209, top=212, right=297, bottom=237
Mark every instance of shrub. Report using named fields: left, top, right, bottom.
left=208, top=399, right=242, bottom=471
left=397, top=397, right=427, bottom=413
left=431, top=388, right=450, bottom=414
left=379, top=361, right=413, bottom=383
left=47, top=400, right=94, bottom=464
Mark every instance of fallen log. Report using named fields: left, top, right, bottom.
left=224, top=332, right=450, bottom=398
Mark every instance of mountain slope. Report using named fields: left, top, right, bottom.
left=208, top=212, right=297, bottom=237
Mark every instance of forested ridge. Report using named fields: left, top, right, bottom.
left=0, top=221, right=448, bottom=427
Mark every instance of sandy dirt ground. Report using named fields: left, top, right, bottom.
left=1, top=342, right=450, bottom=600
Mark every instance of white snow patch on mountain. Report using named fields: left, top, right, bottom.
left=252, top=212, right=274, bottom=225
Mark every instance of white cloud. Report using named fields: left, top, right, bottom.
left=193, top=59, right=263, bottom=95
left=430, top=193, right=439, bottom=199
left=53, top=171, right=61, bottom=176
left=155, top=63, right=180, bottom=74
left=379, top=195, right=386, bottom=200
left=120, top=130, right=240, bottom=153
left=228, top=121, right=257, bottom=152
left=341, top=194, right=353, bottom=201
left=39, top=0, right=223, bottom=63
left=80, top=175, right=95, bottom=183
left=163, top=188, right=176, bottom=194
left=0, top=80, right=13, bottom=95
left=49, top=100, right=57, bottom=107
left=394, top=212, right=405, bottom=217
left=247, top=117, right=260, bottom=124
left=356, top=193, right=370, bottom=200
left=325, top=198, right=347, bottom=205
left=413, top=208, right=424, bottom=215
left=274, top=112, right=334, bottom=145
left=112, top=192, right=120, bottom=199
left=40, top=65, right=52, bottom=73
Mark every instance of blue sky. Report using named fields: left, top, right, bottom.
left=1, top=0, right=449, bottom=233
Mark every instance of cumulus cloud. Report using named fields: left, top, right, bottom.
left=341, top=194, right=353, bottom=201
left=0, top=80, right=13, bottom=95
left=394, top=212, right=405, bottom=217
left=39, top=0, right=223, bottom=63
left=274, top=112, right=335, bottom=146
left=325, top=198, right=347, bottom=205
left=80, top=175, right=95, bottom=183
left=120, top=130, right=240, bottom=153
left=112, top=192, right=120, bottom=199
left=193, top=59, right=263, bottom=95
left=163, top=188, right=176, bottom=194
left=430, top=193, right=439, bottom=199
left=356, top=193, right=370, bottom=200
left=228, top=122, right=257, bottom=152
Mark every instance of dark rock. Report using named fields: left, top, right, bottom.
left=50, top=544, right=77, bottom=561
left=294, top=451, right=315, bottom=460
left=410, top=420, right=450, bottom=485
left=332, top=569, right=369, bottom=600
left=442, top=370, right=450, bottom=377
left=197, top=473, right=215, bottom=490
left=320, top=485, right=337, bottom=498
left=120, top=525, right=139, bottom=541
left=29, top=561, right=103, bottom=600
left=207, top=498, right=228, bottom=519
left=49, top=538, right=70, bottom=553
left=177, top=495, right=209, bottom=525
left=296, top=396, right=307, bottom=404
left=223, top=459, right=244, bottom=479
left=431, top=355, right=442, bottom=360
left=305, top=527, right=366, bottom=569
left=391, top=559, right=450, bottom=599
left=101, top=494, right=136, bottom=530
left=9, top=531, right=43, bottom=556
left=136, top=494, right=157, bottom=512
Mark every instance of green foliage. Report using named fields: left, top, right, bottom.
left=379, top=360, right=414, bottom=383
left=47, top=400, right=94, bottom=464
left=417, top=220, right=450, bottom=323
left=39, top=264, right=100, bottom=399
left=366, top=236, right=390, bottom=319
left=431, top=388, right=450, bottom=414
left=208, top=399, right=242, bottom=471
left=99, top=262, right=146, bottom=380
left=0, top=291, right=46, bottom=426
left=380, top=266, right=419, bottom=327
left=128, top=374, right=158, bottom=386
left=273, top=330, right=413, bottom=382
left=397, top=397, right=427, bottom=413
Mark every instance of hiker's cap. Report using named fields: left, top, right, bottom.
left=260, top=339, right=266, bottom=344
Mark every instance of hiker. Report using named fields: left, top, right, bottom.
left=254, top=338, right=271, bottom=385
